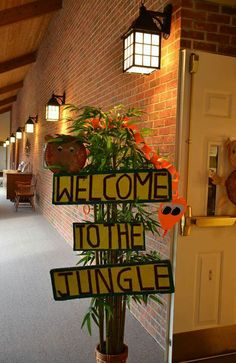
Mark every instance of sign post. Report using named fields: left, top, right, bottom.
left=50, top=169, right=174, bottom=300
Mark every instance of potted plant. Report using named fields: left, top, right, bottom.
left=68, top=105, right=168, bottom=361
left=47, top=104, right=174, bottom=363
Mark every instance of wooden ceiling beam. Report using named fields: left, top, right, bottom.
left=0, top=0, right=63, bottom=27
left=0, top=106, right=12, bottom=115
left=0, top=81, right=24, bottom=95
left=0, top=95, right=17, bottom=107
left=0, top=52, right=37, bottom=74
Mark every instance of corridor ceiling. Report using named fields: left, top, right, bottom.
left=0, top=0, right=235, bottom=116
left=0, top=0, right=62, bottom=115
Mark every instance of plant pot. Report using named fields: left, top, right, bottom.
left=95, top=344, right=128, bottom=363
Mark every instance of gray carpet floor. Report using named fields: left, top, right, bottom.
left=0, top=187, right=164, bottom=363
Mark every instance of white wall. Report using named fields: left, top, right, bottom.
left=0, top=111, right=10, bottom=142
left=0, top=146, right=7, bottom=170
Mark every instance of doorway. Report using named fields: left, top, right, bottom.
left=172, top=50, right=236, bottom=362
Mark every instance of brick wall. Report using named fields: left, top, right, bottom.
left=11, top=0, right=236, bottom=356
left=180, top=0, right=236, bottom=56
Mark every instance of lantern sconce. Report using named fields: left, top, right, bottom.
left=10, top=133, right=16, bottom=143
left=122, top=3, right=172, bottom=74
left=16, top=127, right=23, bottom=140
left=25, top=115, right=38, bottom=133
left=5, top=138, right=10, bottom=146
left=45, top=92, right=66, bottom=121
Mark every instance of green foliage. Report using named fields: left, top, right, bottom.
left=66, top=104, right=153, bottom=172
left=67, top=104, right=162, bottom=355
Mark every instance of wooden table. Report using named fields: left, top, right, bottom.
left=3, top=170, right=32, bottom=201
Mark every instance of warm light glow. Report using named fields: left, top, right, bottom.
left=46, top=104, right=60, bottom=121
left=16, top=129, right=22, bottom=139
left=10, top=134, right=15, bottom=143
left=5, top=139, right=9, bottom=146
left=124, top=31, right=161, bottom=74
left=125, top=66, right=158, bottom=74
left=25, top=122, right=34, bottom=133
left=3, top=142, right=6, bottom=147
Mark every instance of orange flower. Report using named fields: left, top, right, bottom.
left=122, top=116, right=129, bottom=126
left=127, top=124, right=139, bottom=131
left=134, top=132, right=144, bottom=144
left=91, top=118, right=100, bottom=128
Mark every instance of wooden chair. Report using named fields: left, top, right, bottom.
left=15, top=176, right=37, bottom=211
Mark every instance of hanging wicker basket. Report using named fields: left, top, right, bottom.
left=95, top=344, right=128, bottom=363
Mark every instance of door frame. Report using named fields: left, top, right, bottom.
left=167, top=48, right=194, bottom=363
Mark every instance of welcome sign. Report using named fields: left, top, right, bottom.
left=52, top=169, right=172, bottom=205
left=50, top=261, right=174, bottom=301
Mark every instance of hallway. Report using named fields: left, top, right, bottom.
left=0, top=187, right=163, bottom=363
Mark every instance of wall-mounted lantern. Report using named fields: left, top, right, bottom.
left=45, top=92, right=66, bottom=121
left=16, top=127, right=23, bottom=140
left=123, top=3, right=172, bottom=74
left=10, top=133, right=16, bottom=143
left=25, top=115, right=38, bottom=133
left=5, top=138, right=10, bottom=146
left=3, top=142, right=6, bottom=147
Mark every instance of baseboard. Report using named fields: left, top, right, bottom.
left=172, top=325, right=236, bottom=362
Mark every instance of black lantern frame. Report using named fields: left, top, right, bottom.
left=123, top=3, right=172, bottom=74
left=46, top=92, right=66, bottom=121
left=25, top=115, right=38, bottom=133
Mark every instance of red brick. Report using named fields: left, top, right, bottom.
left=207, top=33, right=230, bottom=44
left=180, top=38, right=192, bottom=48
left=193, top=41, right=217, bottom=52
left=231, top=37, right=236, bottom=45
left=195, top=1, right=219, bottom=12
left=181, top=29, right=205, bottom=40
left=218, top=44, right=236, bottom=57
left=181, top=0, right=193, bottom=8
left=181, top=18, right=193, bottom=28
left=181, top=8, right=206, bottom=21
left=193, top=21, right=217, bottom=32
left=220, top=25, right=236, bottom=35
left=222, top=6, right=236, bottom=15
left=207, top=13, right=230, bottom=24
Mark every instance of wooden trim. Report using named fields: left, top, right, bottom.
left=0, top=81, right=24, bottom=95
left=0, top=52, right=37, bottom=74
left=0, top=106, right=12, bottom=114
left=173, top=325, right=236, bottom=362
left=0, top=96, right=17, bottom=107
left=0, top=0, right=63, bottom=27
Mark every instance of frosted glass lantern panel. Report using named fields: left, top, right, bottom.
left=136, top=32, right=143, bottom=43
left=144, top=44, right=151, bottom=55
left=135, top=55, right=142, bottom=65
left=151, top=57, right=159, bottom=67
left=135, top=43, right=142, bottom=54
left=152, top=34, right=160, bottom=45
left=152, top=46, right=159, bottom=56
left=46, top=105, right=60, bottom=121
left=144, top=33, right=151, bottom=44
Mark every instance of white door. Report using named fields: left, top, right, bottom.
left=174, top=50, right=236, bottom=334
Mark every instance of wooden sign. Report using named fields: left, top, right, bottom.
left=50, top=261, right=174, bottom=301
left=73, top=222, right=145, bottom=251
left=52, top=169, right=171, bottom=205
